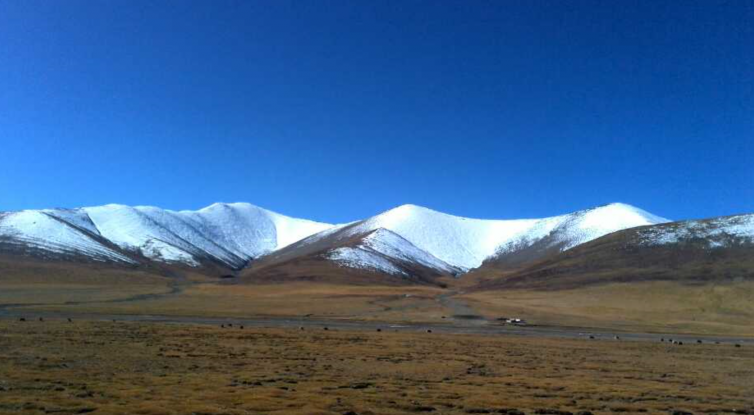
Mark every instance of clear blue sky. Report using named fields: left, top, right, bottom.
left=0, top=0, right=751, bottom=223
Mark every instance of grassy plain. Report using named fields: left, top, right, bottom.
left=13, top=282, right=450, bottom=322
left=0, top=320, right=752, bottom=415
left=462, top=281, right=754, bottom=336
left=4, top=277, right=754, bottom=335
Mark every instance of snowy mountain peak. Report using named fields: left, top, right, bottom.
left=0, top=201, right=673, bottom=274
left=337, top=202, right=670, bottom=271
left=196, top=202, right=264, bottom=213
left=0, top=203, right=334, bottom=269
left=583, top=203, right=670, bottom=224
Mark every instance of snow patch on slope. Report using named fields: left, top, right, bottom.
left=638, top=213, right=754, bottom=247
left=496, top=203, right=670, bottom=254
left=0, top=211, right=135, bottom=263
left=141, top=239, right=199, bottom=266
left=327, top=228, right=458, bottom=276
left=328, top=247, right=406, bottom=276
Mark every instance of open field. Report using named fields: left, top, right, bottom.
left=3, top=277, right=754, bottom=336
left=462, top=281, right=754, bottom=336
left=0, top=320, right=752, bottom=415
left=2, top=274, right=753, bottom=334
left=11, top=283, right=450, bottom=322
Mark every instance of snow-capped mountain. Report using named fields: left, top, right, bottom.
left=277, top=203, right=669, bottom=275
left=480, top=213, right=754, bottom=290
left=0, top=201, right=672, bottom=277
left=0, top=203, right=333, bottom=268
left=480, top=203, right=670, bottom=270
left=0, top=209, right=136, bottom=264
left=246, top=225, right=462, bottom=284
left=326, top=228, right=459, bottom=277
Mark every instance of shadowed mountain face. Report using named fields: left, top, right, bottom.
left=475, top=213, right=754, bottom=291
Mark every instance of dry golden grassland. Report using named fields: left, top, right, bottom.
left=5, top=276, right=754, bottom=336
left=0, top=258, right=174, bottom=308
left=0, top=320, right=752, bottom=415
left=462, top=281, right=754, bottom=336
left=21, top=283, right=450, bottom=322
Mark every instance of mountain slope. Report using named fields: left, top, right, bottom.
left=477, top=213, right=754, bottom=290
left=0, top=203, right=333, bottom=270
left=0, top=201, right=671, bottom=281
left=269, top=203, right=669, bottom=275
left=326, top=228, right=459, bottom=276
left=0, top=210, right=137, bottom=264
left=479, top=203, right=670, bottom=271
left=244, top=226, right=460, bottom=285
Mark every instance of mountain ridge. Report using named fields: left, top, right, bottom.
left=474, top=212, right=754, bottom=290
left=0, top=201, right=675, bottom=280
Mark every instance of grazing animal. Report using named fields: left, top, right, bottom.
left=39, top=317, right=44, bottom=322
left=614, top=336, right=620, bottom=340
left=589, top=335, right=595, bottom=340
left=67, top=318, right=72, bottom=323
left=376, top=328, right=382, bottom=332
left=324, top=327, right=329, bottom=331
left=240, top=325, right=244, bottom=330
left=19, top=318, right=26, bottom=322
left=299, top=326, right=304, bottom=331
left=221, top=324, right=225, bottom=328
left=735, top=344, right=742, bottom=348
left=427, top=329, right=432, bottom=333
left=697, top=340, right=702, bottom=344
left=661, top=338, right=665, bottom=342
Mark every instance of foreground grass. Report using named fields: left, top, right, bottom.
left=0, top=320, right=752, bottom=415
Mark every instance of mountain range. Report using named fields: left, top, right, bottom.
left=1, top=202, right=752, bottom=287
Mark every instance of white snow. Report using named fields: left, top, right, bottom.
left=0, top=210, right=136, bottom=263
left=141, top=239, right=200, bottom=266
left=0, top=203, right=334, bottom=268
left=333, top=203, right=669, bottom=270
left=638, top=213, right=754, bottom=248
left=0, top=201, right=673, bottom=271
left=182, top=203, right=333, bottom=259
left=43, top=209, right=101, bottom=235
left=78, top=203, right=334, bottom=267
left=328, top=247, right=406, bottom=276
left=497, top=203, right=670, bottom=255
left=326, top=228, right=457, bottom=275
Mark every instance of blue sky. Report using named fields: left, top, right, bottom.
left=0, top=0, right=751, bottom=223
